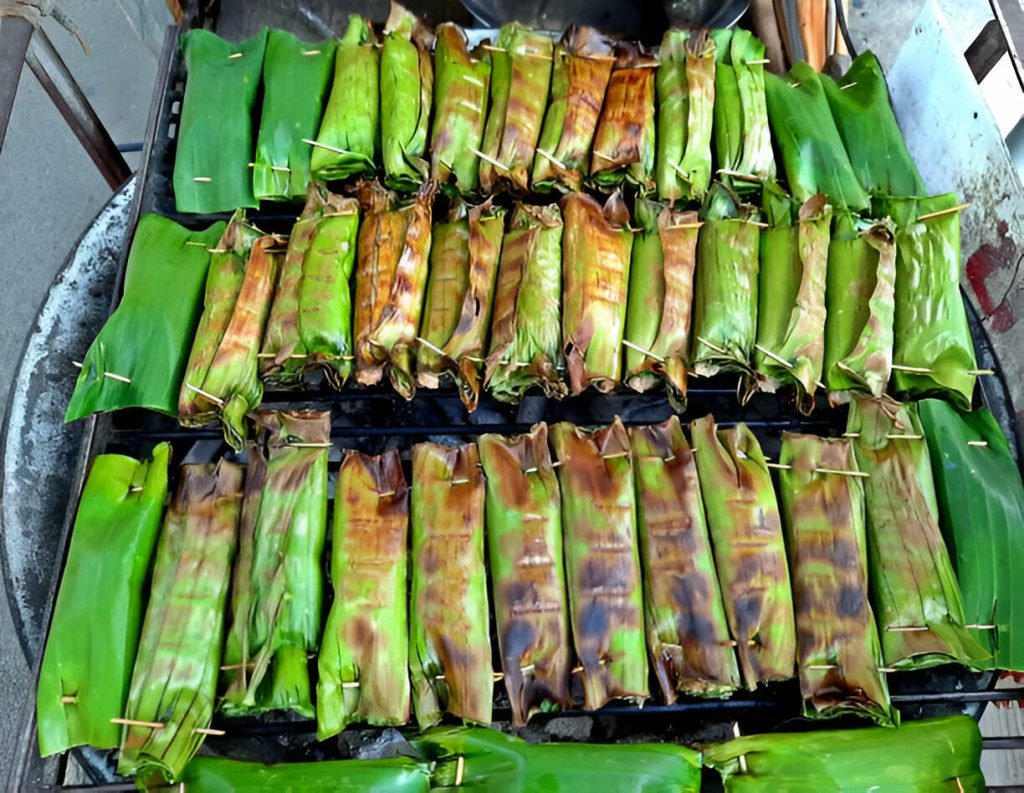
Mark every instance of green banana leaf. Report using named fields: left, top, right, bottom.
left=66, top=214, right=225, bottom=422
left=778, top=433, right=894, bottom=726
left=690, top=415, right=796, bottom=688
left=381, top=2, right=433, bottom=192
left=705, top=715, right=985, bottom=792
left=117, top=460, right=243, bottom=784
left=310, top=15, right=380, bottom=181
left=550, top=419, right=648, bottom=709
left=874, top=193, right=977, bottom=408
left=180, top=756, right=432, bottom=792
left=764, top=62, right=871, bottom=211
left=318, top=450, right=409, bottom=738
left=532, top=26, right=615, bottom=193
left=414, top=727, right=702, bottom=792
left=410, top=441, right=492, bottom=728
left=478, top=423, right=571, bottom=726
left=823, top=211, right=897, bottom=401
left=485, top=203, right=566, bottom=402
left=173, top=29, right=267, bottom=213
left=37, top=444, right=169, bottom=757
left=561, top=191, right=633, bottom=394
left=252, top=29, right=335, bottom=202
left=630, top=417, right=740, bottom=701
left=430, top=23, right=491, bottom=192
left=479, top=23, right=553, bottom=193
left=848, top=398, right=989, bottom=670
left=821, top=51, right=926, bottom=197
left=918, top=399, right=1024, bottom=671
left=221, top=410, right=330, bottom=717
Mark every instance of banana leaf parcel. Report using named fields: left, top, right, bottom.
left=690, top=415, right=796, bottom=688
left=478, top=424, right=570, bottom=726
left=561, top=191, right=632, bottom=394
left=318, top=450, right=409, bottom=739
left=823, top=211, right=897, bottom=401
left=117, top=460, right=243, bottom=784
left=630, top=417, right=740, bottom=701
left=479, top=23, right=553, bottom=194
left=754, top=192, right=831, bottom=410
left=919, top=399, right=1024, bottom=671
left=532, top=26, right=615, bottom=193
left=705, top=715, right=986, bottom=793
left=590, top=43, right=657, bottom=189
left=550, top=419, right=648, bottom=709
left=310, top=15, right=379, bottom=181
left=656, top=28, right=716, bottom=203
left=410, top=442, right=492, bottom=728
left=177, top=231, right=281, bottom=450
left=173, top=29, right=267, bottom=213
left=414, top=727, right=702, bottom=793
left=381, top=2, right=433, bottom=192
left=874, top=193, right=977, bottom=408
left=354, top=181, right=435, bottom=399
left=66, top=214, right=225, bottom=422
left=415, top=201, right=505, bottom=411
left=778, top=433, right=894, bottom=726
left=848, top=397, right=989, bottom=670
left=37, top=444, right=169, bottom=758
left=624, top=198, right=699, bottom=409
left=221, top=410, right=330, bottom=717
left=485, top=203, right=566, bottom=402
left=252, top=29, right=335, bottom=202
left=260, top=185, right=360, bottom=389
left=180, top=756, right=432, bottom=792
left=430, top=23, right=491, bottom=192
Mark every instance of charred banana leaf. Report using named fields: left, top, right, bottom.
left=409, top=442, right=492, bottom=728
left=180, top=756, right=433, bottom=791
left=690, top=415, right=796, bottom=688
left=485, top=203, right=566, bottom=402
left=629, top=417, right=739, bottom=701
left=550, top=419, right=648, bottom=709
left=318, top=450, right=409, bottom=738
left=561, top=191, right=633, bottom=394
left=532, top=26, right=615, bottom=193
left=778, top=433, right=894, bottom=725
left=478, top=424, right=570, bottom=726
left=117, top=460, right=243, bottom=784
left=221, top=411, right=330, bottom=717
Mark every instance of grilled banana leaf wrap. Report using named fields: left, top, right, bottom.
left=354, top=180, right=435, bottom=399
left=590, top=43, right=657, bottom=189
left=849, top=398, right=989, bottom=670
left=624, top=198, right=698, bottom=409
left=874, top=193, right=977, bottom=408
left=221, top=410, right=330, bottom=717
left=561, top=191, right=633, bottom=394
left=173, top=29, right=266, bottom=213
left=415, top=201, right=505, bottom=411
left=381, top=2, right=433, bottom=192
left=485, top=203, right=566, bottom=402
left=656, top=28, right=716, bottom=203
left=117, top=460, right=243, bottom=784
left=260, top=185, right=360, bottom=389
left=629, top=417, right=740, bottom=701
left=532, top=26, right=615, bottom=193
left=479, top=23, right=552, bottom=193
left=778, top=433, right=894, bottom=725
left=318, top=450, right=409, bottom=738
left=310, top=15, right=380, bottom=181
left=691, top=416, right=796, bottom=688
left=37, top=444, right=169, bottom=758
left=180, top=756, right=433, bottom=791
left=478, top=424, right=571, bottom=726
left=409, top=442, right=492, bottom=728
left=824, top=211, right=897, bottom=401
left=550, top=419, right=649, bottom=710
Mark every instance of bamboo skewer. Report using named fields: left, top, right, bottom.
left=302, top=138, right=354, bottom=156
left=111, top=717, right=164, bottom=730
left=916, top=202, right=970, bottom=222
left=469, top=147, right=510, bottom=173
left=286, top=442, right=333, bottom=448
left=192, top=177, right=212, bottom=183
left=765, top=462, right=868, bottom=478
left=534, top=148, right=567, bottom=171
left=184, top=382, right=224, bottom=405
left=622, top=339, right=666, bottom=363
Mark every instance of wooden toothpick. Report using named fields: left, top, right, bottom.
left=302, top=138, right=354, bottom=156
left=755, top=344, right=793, bottom=369
left=535, top=147, right=567, bottom=171
left=469, top=147, right=510, bottom=173
left=622, top=339, right=666, bottom=363
left=111, top=717, right=164, bottom=730
left=184, top=382, right=224, bottom=406
left=916, top=202, right=970, bottom=222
